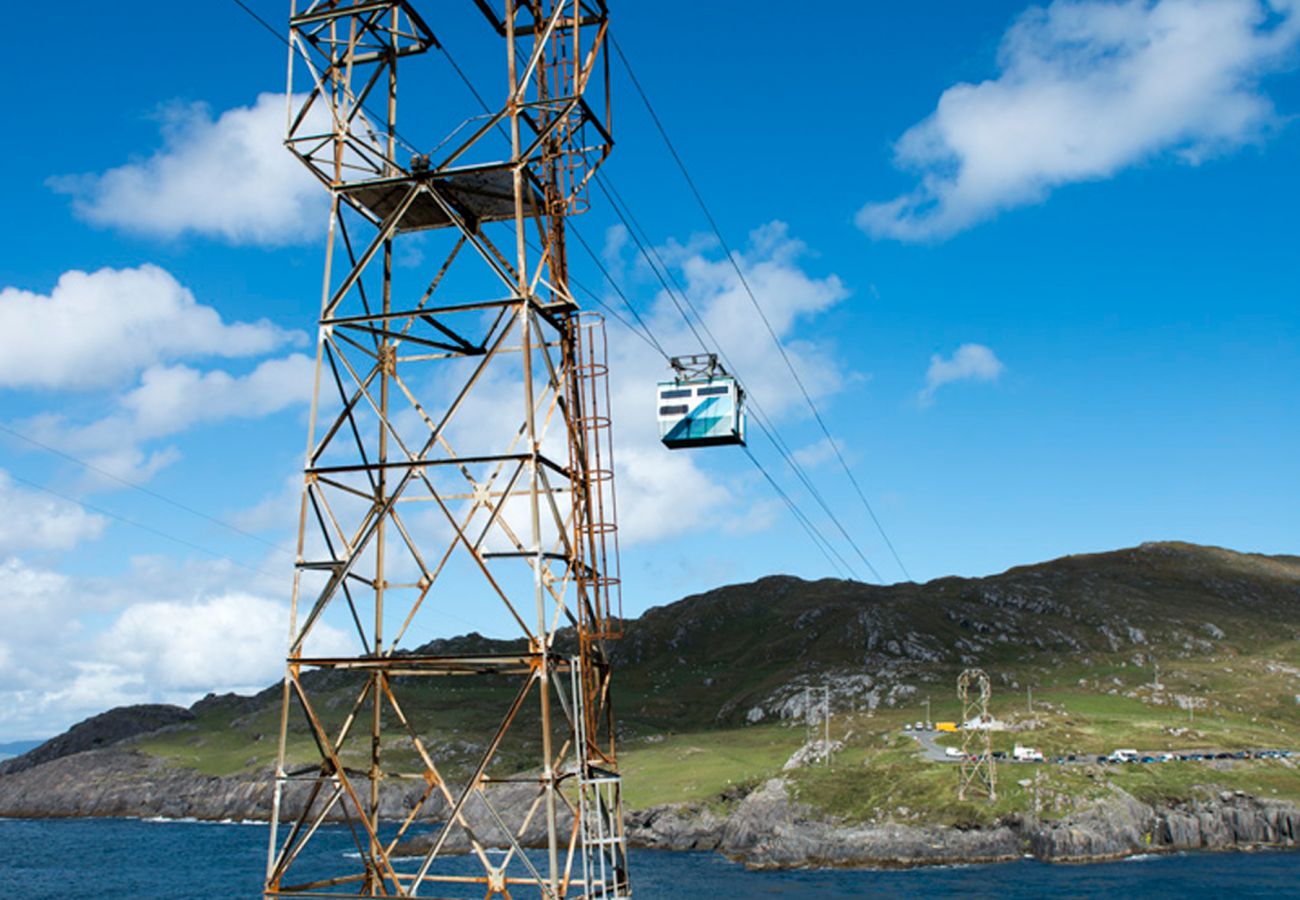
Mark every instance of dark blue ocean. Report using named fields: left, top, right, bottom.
left=1, top=817, right=1297, bottom=898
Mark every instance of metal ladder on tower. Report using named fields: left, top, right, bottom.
left=570, top=659, right=631, bottom=899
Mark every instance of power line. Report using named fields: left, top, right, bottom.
left=0, top=422, right=290, bottom=557
left=5, top=470, right=282, bottom=581
left=568, top=226, right=670, bottom=360
left=742, top=447, right=851, bottom=579
left=610, top=34, right=913, bottom=583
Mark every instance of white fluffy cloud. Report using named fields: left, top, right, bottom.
left=0, top=553, right=347, bottom=740
left=52, top=93, right=325, bottom=246
left=99, top=592, right=344, bottom=693
left=859, top=0, right=1300, bottom=241
left=0, top=472, right=107, bottom=553
left=21, top=354, right=315, bottom=484
left=0, top=265, right=295, bottom=390
left=920, top=343, right=1006, bottom=404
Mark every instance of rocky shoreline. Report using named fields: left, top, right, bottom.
left=628, top=776, right=1300, bottom=867
left=2, top=748, right=1296, bottom=868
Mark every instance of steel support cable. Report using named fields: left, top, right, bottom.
left=741, top=446, right=851, bottom=579
left=435, top=24, right=865, bottom=581
left=5, top=470, right=283, bottom=580
left=567, top=227, right=671, bottom=360
left=0, top=422, right=292, bottom=558
left=587, top=178, right=711, bottom=358
left=593, top=172, right=881, bottom=582
left=610, top=34, right=913, bottom=583
left=232, top=1, right=859, bottom=581
left=570, top=226, right=862, bottom=580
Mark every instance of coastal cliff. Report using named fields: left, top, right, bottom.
left=0, top=749, right=1295, bottom=866
left=628, top=777, right=1300, bottom=866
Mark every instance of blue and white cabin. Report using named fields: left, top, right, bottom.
left=657, top=356, right=747, bottom=449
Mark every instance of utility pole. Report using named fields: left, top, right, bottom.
left=824, top=685, right=832, bottom=767
left=263, top=3, right=628, bottom=898
left=805, top=686, right=813, bottom=748
left=923, top=695, right=932, bottom=731
left=1027, top=685, right=1033, bottom=714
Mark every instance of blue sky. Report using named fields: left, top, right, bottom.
left=1, top=0, right=1297, bottom=740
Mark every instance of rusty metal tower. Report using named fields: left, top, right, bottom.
left=956, top=668, right=995, bottom=802
left=265, top=2, right=628, bottom=897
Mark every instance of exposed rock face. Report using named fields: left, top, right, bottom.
left=0, top=749, right=269, bottom=820
left=1, top=753, right=1297, bottom=868
left=0, top=747, right=566, bottom=855
left=625, top=780, right=1299, bottom=868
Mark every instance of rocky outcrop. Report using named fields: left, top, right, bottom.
left=0, top=747, right=565, bottom=855
left=1, top=752, right=1296, bottom=868
left=626, top=779, right=1300, bottom=869
left=627, top=778, right=1020, bottom=867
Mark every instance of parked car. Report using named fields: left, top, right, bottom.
left=945, top=747, right=964, bottom=758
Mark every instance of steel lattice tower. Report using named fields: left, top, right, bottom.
left=956, top=668, right=996, bottom=802
left=264, top=2, right=628, bottom=897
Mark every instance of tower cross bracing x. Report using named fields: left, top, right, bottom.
left=264, top=2, right=629, bottom=898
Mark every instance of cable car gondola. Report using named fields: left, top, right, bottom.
left=657, top=354, right=747, bottom=449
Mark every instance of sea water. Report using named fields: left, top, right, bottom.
left=1, top=816, right=1297, bottom=898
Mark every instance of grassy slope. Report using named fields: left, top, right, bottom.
left=124, top=542, right=1300, bottom=821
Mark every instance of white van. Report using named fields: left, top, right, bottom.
left=1110, top=748, right=1139, bottom=763
left=1013, top=744, right=1044, bottom=762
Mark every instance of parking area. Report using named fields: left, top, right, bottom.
left=905, top=727, right=1295, bottom=766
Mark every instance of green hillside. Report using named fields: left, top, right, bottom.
left=27, top=542, right=1300, bottom=817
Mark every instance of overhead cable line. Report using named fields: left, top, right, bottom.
left=741, top=447, right=853, bottom=579
left=229, top=0, right=864, bottom=580
left=609, top=34, right=913, bottom=583
left=568, top=227, right=671, bottom=360
left=0, top=422, right=290, bottom=557
left=422, top=31, right=873, bottom=578
left=564, top=235, right=859, bottom=578
left=592, top=172, right=880, bottom=582
left=5, top=470, right=282, bottom=580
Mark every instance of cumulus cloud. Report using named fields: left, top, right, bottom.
left=20, top=354, right=315, bottom=484
left=0, top=264, right=295, bottom=391
left=858, top=0, right=1300, bottom=241
left=0, top=472, right=107, bottom=553
left=52, top=93, right=325, bottom=246
left=920, top=343, right=1006, bottom=405
left=99, top=592, right=346, bottom=693
left=0, top=553, right=345, bottom=740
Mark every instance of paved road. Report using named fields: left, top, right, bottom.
left=910, top=731, right=957, bottom=763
